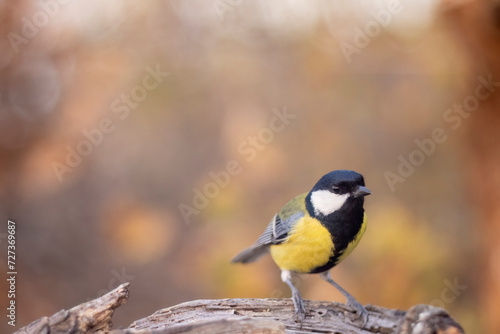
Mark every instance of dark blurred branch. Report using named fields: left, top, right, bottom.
left=14, top=283, right=464, bottom=334
left=441, top=0, right=500, bottom=332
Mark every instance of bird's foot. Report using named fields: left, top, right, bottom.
left=292, top=309, right=306, bottom=323
left=291, top=292, right=306, bottom=323
left=346, top=297, right=368, bottom=328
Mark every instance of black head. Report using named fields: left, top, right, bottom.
left=307, top=170, right=371, bottom=217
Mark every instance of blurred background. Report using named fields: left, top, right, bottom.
left=1, top=0, right=499, bottom=333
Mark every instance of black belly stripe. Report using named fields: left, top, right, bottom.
left=306, top=196, right=365, bottom=274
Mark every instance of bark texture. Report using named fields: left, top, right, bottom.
left=14, top=283, right=464, bottom=334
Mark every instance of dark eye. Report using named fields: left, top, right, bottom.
left=332, top=186, right=340, bottom=194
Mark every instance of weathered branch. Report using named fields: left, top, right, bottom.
left=14, top=283, right=129, bottom=334
left=15, top=283, right=464, bottom=334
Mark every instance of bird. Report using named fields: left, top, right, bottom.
left=232, top=170, right=371, bottom=325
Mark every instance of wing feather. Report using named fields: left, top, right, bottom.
left=232, top=193, right=307, bottom=264
left=256, top=194, right=307, bottom=245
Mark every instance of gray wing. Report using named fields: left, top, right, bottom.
left=256, top=211, right=304, bottom=246
left=231, top=211, right=304, bottom=264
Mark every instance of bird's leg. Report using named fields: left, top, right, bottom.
left=319, top=271, right=368, bottom=327
left=281, top=270, right=306, bottom=322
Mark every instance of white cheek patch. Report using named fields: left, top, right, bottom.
left=310, top=190, right=349, bottom=216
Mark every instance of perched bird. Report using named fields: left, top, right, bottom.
left=232, top=170, right=371, bottom=325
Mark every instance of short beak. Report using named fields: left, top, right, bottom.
left=353, top=185, right=371, bottom=198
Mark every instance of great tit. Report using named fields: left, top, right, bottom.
left=232, top=170, right=371, bottom=325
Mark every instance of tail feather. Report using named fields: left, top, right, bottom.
left=231, top=244, right=270, bottom=264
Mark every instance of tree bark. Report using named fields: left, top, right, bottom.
left=13, top=284, right=129, bottom=334
left=14, top=283, right=464, bottom=334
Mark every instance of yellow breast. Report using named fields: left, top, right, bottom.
left=269, top=212, right=367, bottom=273
left=270, top=216, right=334, bottom=273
